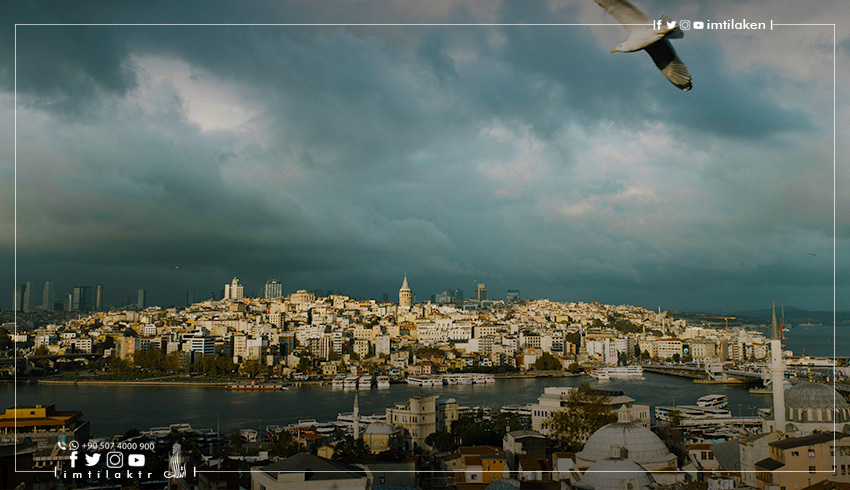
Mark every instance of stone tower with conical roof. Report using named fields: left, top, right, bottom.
left=399, top=273, right=412, bottom=308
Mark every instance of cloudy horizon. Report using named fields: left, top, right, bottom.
left=2, top=0, right=848, bottom=313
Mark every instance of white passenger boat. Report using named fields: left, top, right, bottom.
left=332, top=375, right=345, bottom=388
left=376, top=375, right=390, bottom=388
left=591, top=366, right=643, bottom=379
left=358, top=375, right=374, bottom=389
left=343, top=376, right=360, bottom=389
left=697, top=394, right=729, bottom=409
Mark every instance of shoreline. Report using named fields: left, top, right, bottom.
left=12, top=371, right=583, bottom=387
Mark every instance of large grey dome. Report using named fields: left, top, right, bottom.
left=579, top=458, right=654, bottom=490
left=785, top=383, right=848, bottom=409
left=364, top=422, right=397, bottom=435
left=576, top=422, right=674, bottom=464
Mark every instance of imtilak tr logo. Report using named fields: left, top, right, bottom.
left=164, top=443, right=187, bottom=479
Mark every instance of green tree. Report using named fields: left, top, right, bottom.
left=296, top=356, right=311, bottom=373
left=567, top=362, right=581, bottom=373
left=0, top=328, right=12, bottom=351
left=332, top=436, right=370, bottom=463
left=543, top=382, right=617, bottom=450
left=493, top=413, right=523, bottom=436
left=271, top=430, right=304, bottom=457
left=241, top=359, right=263, bottom=378
left=34, top=345, right=49, bottom=356
left=640, top=350, right=651, bottom=360
left=534, top=353, right=563, bottom=371
left=425, top=431, right=458, bottom=453
left=672, top=353, right=681, bottom=363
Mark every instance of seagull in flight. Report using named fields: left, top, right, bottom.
left=594, top=0, right=692, bottom=91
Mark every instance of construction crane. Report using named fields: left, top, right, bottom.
left=697, top=316, right=739, bottom=331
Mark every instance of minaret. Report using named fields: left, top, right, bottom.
left=769, top=301, right=786, bottom=432
left=399, top=273, right=412, bottom=308
left=353, top=389, right=361, bottom=440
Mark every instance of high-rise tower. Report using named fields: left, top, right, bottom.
left=399, top=273, right=412, bottom=308
left=769, top=301, right=786, bottom=432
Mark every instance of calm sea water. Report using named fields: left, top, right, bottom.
left=4, top=373, right=771, bottom=437
left=779, top=324, right=849, bottom=357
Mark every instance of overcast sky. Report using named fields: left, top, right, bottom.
left=2, top=0, right=848, bottom=312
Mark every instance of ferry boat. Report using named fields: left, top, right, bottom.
left=376, top=375, right=390, bottom=388
left=655, top=404, right=732, bottom=422
left=406, top=375, right=439, bottom=386
left=332, top=375, right=345, bottom=388
left=591, top=366, right=644, bottom=379
left=343, top=375, right=360, bottom=389
left=697, top=394, right=728, bottom=409
left=500, top=404, right=533, bottom=417
left=226, top=382, right=287, bottom=390
left=358, top=375, right=374, bottom=389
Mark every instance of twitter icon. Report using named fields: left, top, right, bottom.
left=85, top=453, right=101, bottom=466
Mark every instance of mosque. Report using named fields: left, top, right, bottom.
left=572, top=302, right=849, bottom=490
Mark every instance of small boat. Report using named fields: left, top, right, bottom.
left=376, top=375, right=390, bottom=388
left=697, top=394, right=729, bottom=409
left=343, top=376, right=360, bottom=389
left=358, top=375, right=374, bottom=389
left=332, top=375, right=345, bottom=388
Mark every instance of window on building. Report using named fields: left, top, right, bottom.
left=792, top=451, right=799, bottom=457
left=809, top=466, right=816, bottom=474
left=809, top=450, right=815, bottom=458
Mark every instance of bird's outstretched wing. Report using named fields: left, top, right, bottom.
left=593, top=0, right=650, bottom=35
left=644, top=39, right=692, bottom=91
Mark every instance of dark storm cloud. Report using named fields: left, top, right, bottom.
left=2, top=0, right=845, bottom=311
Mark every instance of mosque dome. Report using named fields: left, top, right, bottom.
left=364, top=422, right=397, bottom=435
left=578, top=458, right=654, bottom=490
left=576, top=421, right=674, bottom=465
left=785, top=382, right=848, bottom=409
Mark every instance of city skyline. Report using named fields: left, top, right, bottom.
left=3, top=1, right=848, bottom=312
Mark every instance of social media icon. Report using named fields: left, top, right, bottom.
left=679, top=20, right=691, bottom=30
left=128, top=454, right=145, bottom=467
left=70, top=450, right=79, bottom=468
left=85, top=453, right=101, bottom=466
left=693, top=21, right=705, bottom=29
left=106, top=452, right=124, bottom=468
left=666, top=21, right=676, bottom=29
left=69, top=440, right=79, bottom=450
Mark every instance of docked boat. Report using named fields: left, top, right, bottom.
left=332, top=375, right=345, bottom=388
left=226, top=382, right=287, bottom=390
left=595, top=366, right=644, bottom=378
left=406, top=375, right=438, bottom=386
left=358, top=375, right=374, bottom=389
left=697, top=394, right=729, bottom=409
left=655, top=404, right=732, bottom=422
left=343, top=375, right=360, bottom=389
left=376, top=375, right=390, bottom=388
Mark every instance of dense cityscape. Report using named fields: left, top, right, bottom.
left=2, top=275, right=849, bottom=489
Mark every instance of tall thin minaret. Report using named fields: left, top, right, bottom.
left=353, top=389, right=361, bottom=440
left=770, top=301, right=786, bottom=432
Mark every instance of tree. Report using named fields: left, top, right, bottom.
left=0, top=328, right=12, bottom=351
left=425, top=431, right=458, bottom=453
left=296, top=356, right=311, bottom=373
left=332, top=436, right=370, bottom=463
left=241, top=359, right=263, bottom=378
left=493, top=413, right=523, bottom=436
left=567, top=362, right=581, bottom=373
left=672, top=353, right=681, bottom=363
left=534, top=353, right=562, bottom=371
left=271, top=430, right=303, bottom=457
left=543, top=382, right=617, bottom=450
